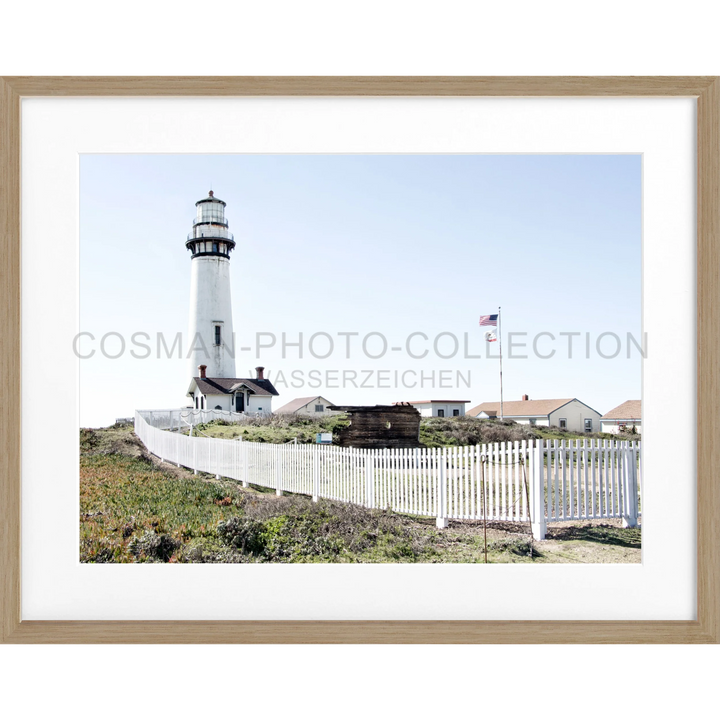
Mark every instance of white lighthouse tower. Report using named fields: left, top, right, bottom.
left=186, top=191, right=237, bottom=379
left=185, top=191, right=279, bottom=414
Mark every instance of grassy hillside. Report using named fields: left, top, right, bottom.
left=186, top=413, right=636, bottom=447
left=79, top=424, right=640, bottom=564
left=184, top=413, right=349, bottom=444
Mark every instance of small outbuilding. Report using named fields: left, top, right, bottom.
left=327, top=403, right=421, bottom=448
left=400, top=399, right=470, bottom=418
left=601, top=400, right=641, bottom=434
left=467, top=395, right=602, bottom=433
left=274, top=395, right=337, bottom=416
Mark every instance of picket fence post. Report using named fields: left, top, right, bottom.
left=215, top=438, right=221, bottom=480
left=312, top=446, right=320, bottom=502
left=531, top=439, right=547, bottom=540
left=436, top=447, right=449, bottom=529
left=275, top=445, right=283, bottom=496
left=623, top=441, right=639, bottom=528
left=365, top=450, right=375, bottom=509
left=240, top=439, right=248, bottom=487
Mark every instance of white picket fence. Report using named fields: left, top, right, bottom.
left=139, top=408, right=256, bottom=430
left=134, top=409, right=641, bottom=539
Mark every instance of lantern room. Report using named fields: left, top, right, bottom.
left=185, top=190, right=237, bottom=258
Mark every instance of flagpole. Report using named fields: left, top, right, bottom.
left=498, top=306, right=504, bottom=420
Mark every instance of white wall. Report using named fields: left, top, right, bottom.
left=207, top=395, right=232, bottom=412
left=411, top=402, right=465, bottom=417
left=512, top=417, right=550, bottom=427
left=191, top=389, right=273, bottom=415
left=187, top=255, right=236, bottom=379
left=548, top=401, right=602, bottom=433
left=295, top=397, right=335, bottom=415
left=247, top=394, right=272, bottom=415
left=601, top=419, right=642, bottom=435
left=191, top=390, right=231, bottom=412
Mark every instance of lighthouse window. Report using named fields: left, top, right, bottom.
left=213, top=242, right=218, bottom=253
left=215, top=326, right=221, bottom=345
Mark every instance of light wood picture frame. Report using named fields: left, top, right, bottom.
left=1, top=76, right=718, bottom=643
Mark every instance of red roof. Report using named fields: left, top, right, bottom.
left=468, top=398, right=575, bottom=417
left=602, top=400, right=641, bottom=420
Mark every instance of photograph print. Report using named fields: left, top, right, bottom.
left=79, top=153, right=642, bottom=564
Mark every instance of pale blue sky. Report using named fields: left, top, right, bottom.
left=80, top=154, right=641, bottom=427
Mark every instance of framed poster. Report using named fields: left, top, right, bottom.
left=1, top=77, right=718, bottom=643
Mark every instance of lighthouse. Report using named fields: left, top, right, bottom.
left=186, top=191, right=236, bottom=379
left=185, top=191, right=279, bottom=414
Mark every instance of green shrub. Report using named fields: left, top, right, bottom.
left=128, top=531, right=180, bottom=562
left=217, top=517, right=266, bottom=554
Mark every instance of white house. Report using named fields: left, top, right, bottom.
left=400, top=400, right=470, bottom=418
left=187, top=365, right=279, bottom=415
left=274, top=396, right=337, bottom=416
left=467, top=395, right=602, bottom=433
left=601, top=400, right=641, bottom=434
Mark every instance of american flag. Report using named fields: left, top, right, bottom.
left=479, top=314, right=498, bottom=327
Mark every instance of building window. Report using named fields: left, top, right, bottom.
left=215, top=326, right=221, bottom=345
left=215, top=405, right=222, bottom=410
left=201, top=396, right=205, bottom=409
left=195, top=396, right=198, bottom=409
left=437, top=409, right=445, bottom=417
left=453, top=409, right=460, bottom=417
left=213, top=242, right=218, bottom=253
left=559, top=418, right=567, bottom=429
left=315, top=405, right=324, bottom=413
left=584, top=418, right=593, bottom=432
left=529, top=418, right=537, bottom=426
